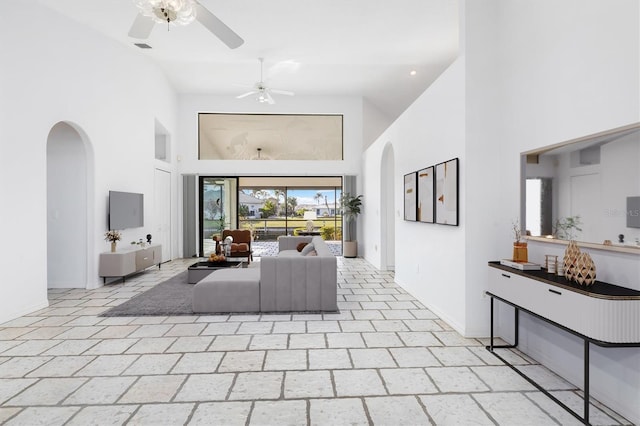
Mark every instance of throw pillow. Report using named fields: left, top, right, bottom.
left=300, top=243, right=315, bottom=256
left=231, top=243, right=249, bottom=252
left=305, top=249, right=318, bottom=256
left=296, top=242, right=308, bottom=252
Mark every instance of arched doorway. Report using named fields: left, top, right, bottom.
left=381, top=142, right=395, bottom=271
left=47, top=122, right=93, bottom=288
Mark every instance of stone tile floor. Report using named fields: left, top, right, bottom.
left=0, top=257, right=631, bottom=425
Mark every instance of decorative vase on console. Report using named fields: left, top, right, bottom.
left=563, top=240, right=581, bottom=281
left=574, top=252, right=596, bottom=286
left=511, top=219, right=528, bottom=263
left=513, top=242, right=528, bottom=263
left=104, top=230, right=121, bottom=253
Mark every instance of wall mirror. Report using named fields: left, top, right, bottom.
left=522, top=122, right=640, bottom=251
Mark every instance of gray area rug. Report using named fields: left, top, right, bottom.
left=100, top=271, right=194, bottom=316
left=100, top=267, right=340, bottom=317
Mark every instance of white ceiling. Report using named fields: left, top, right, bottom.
left=39, top=0, right=459, bottom=124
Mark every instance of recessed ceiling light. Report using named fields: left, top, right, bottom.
left=134, top=43, right=152, bottom=49
left=410, top=70, right=417, bottom=76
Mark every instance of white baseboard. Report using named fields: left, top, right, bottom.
left=0, top=300, right=49, bottom=325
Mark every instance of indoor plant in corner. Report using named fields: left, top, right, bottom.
left=340, top=193, right=363, bottom=258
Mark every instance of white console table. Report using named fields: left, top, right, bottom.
left=99, top=244, right=162, bottom=283
left=487, top=261, right=640, bottom=425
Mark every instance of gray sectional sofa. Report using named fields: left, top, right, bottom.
left=193, top=235, right=337, bottom=313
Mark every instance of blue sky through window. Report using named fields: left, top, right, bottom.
left=241, top=188, right=341, bottom=206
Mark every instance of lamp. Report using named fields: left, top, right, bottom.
left=134, top=0, right=197, bottom=26
left=303, top=211, right=317, bottom=220
left=224, top=235, right=233, bottom=256
left=303, top=211, right=317, bottom=232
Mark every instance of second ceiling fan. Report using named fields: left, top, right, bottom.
left=236, top=58, right=295, bottom=105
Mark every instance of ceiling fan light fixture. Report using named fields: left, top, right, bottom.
left=257, top=91, right=268, bottom=103
left=134, top=0, right=197, bottom=26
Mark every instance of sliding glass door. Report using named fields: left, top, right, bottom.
left=198, top=176, right=342, bottom=256
left=238, top=177, right=342, bottom=243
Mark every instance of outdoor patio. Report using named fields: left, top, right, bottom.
left=252, top=240, right=343, bottom=257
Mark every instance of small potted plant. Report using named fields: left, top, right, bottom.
left=553, top=215, right=583, bottom=241
left=512, top=219, right=528, bottom=263
left=340, top=193, right=363, bottom=258
left=104, top=230, right=121, bottom=253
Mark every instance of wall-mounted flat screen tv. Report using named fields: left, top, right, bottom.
left=109, top=191, right=144, bottom=230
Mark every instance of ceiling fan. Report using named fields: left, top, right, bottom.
left=236, top=58, right=295, bottom=105
left=128, top=0, right=244, bottom=49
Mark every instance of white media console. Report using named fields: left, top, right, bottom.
left=99, top=244, right=162, bottom=283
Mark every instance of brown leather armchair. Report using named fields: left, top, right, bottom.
left=222, top=229, right=253, bottom=264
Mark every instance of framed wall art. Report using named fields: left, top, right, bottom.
left=417, top=166, right=434, bottom=223
left=435, top=158, right=459, bottom=226
left=404, top=172, right=417, bottom=221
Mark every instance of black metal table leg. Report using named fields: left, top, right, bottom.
left=584, top=339, right=590, bottom=424
left=490, top=296, right=494, bottom=351
left=514, top=306, right=519, bottom=346
left=485, top=293, right=518, bottom=350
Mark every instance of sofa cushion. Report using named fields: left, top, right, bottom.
left=278, top=236, right=312, bottom=252
left=193, top=268, right=260, bottom=313
left=300, top=243, right=315, bottom=256
left=230, top=242, right=249, bottom=253
left=305, top=249, right=318, bottom=256
left=279, top=250, right=301, bottom=257
left=311, top=236, right=332, bottom=256
left=260, top=255, right=337, bottom=312
left=296, top=242, right=308, bottom=252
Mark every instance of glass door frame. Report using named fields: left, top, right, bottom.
left=198, top=176, right=239, bottom=256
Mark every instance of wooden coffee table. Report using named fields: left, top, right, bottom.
left=188, top=260, right=244, bottom=284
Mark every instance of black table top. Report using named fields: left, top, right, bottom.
left=190, top=260, right=243, bottom=269
left=489, top=261, right=640, bottom=299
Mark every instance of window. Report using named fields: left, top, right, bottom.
left=198, top=113, right=343, bottom=160
left=197, top=176, right=343, bottom=255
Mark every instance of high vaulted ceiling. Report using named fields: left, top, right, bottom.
left=39, top=0, right=459, bottom=128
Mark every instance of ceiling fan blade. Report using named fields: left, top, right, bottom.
left=266, top=92, right=275, bottom=105
left=128, top=13, right=155, bottom=39
left=236, top=91, right=257, bottom=99
left=194, top=2, right=244, bottom=49
left=271, top=89, right=295, bottom=96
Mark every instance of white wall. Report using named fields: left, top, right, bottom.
left=363, top=0, right=640, bottom=421
left=363, top=57, right=467, bottom=332
left=0, top=3, right=179, bottom=322
left=362, top=99, right=392, bottom=150
left=462, top=0, right=504, bottom=338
